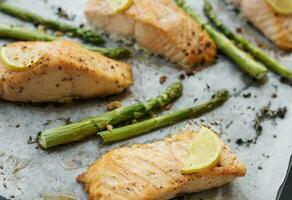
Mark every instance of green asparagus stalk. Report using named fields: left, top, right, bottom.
left=174, top=0, right=268, bottom=80
left=0, top=24, right=57, bottom=41
left=38, top=82, right=183, bottom=149
left=99, top=89, right=229, bottom=143
left=0, top=2, right=104, bottom=44
left=203, top=0, right=292, bottom=79
left=0, top=25, right=131, bottom=59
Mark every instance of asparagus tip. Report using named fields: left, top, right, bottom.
left=114, top=48, right=132, bottom=59
left=167, top=81, right=183, bottom=94
left=212, top=89, right=230, bottom=101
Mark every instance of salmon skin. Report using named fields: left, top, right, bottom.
left=85, top=0, right=217, bottom=71
left=233, top=0, right=292, bottom=50
left=0, top=40, right=132, bottom=103
left=77, top=131, right=246, bottom=200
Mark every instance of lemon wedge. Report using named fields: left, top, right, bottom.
left=0, top=45, right=42, bottom=71
left=265, top=0, right=292, bottom=15
left=108, top=0, right=133, bottom=13
left=181, top=127, right=222, bottom=174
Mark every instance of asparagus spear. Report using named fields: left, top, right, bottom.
left=174, top=0, right=268, bottom=80
left=0, top=25, right=131, bottom=59
left=0, top=24, right=56, bottom=41
left=99, top=89, right=229, bottom=143
left=38, top=82, right=183, bottom=149
left=0, top=2, right=104, bottom=44
left=203, top=0, right=292, bottom=79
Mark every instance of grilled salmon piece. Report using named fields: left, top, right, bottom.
left=77, top=131, right=246, bottom=200
left=85, top=0, right=217, bottom=71
left=233, top=0, right=292, bottom=50
left=0, top=41, right=132, bottom=103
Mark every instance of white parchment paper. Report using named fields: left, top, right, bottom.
left=0, top=0, right=291, bottom=199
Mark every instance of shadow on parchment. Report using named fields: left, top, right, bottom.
left=172, top=183, right=248, bottom=200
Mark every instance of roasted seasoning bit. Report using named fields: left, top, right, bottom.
left=257, top=42, right=268, bottom=49
left=271, top=93, right=277, bottom=98
left=242, top=93, right=251, bottom=98
left=37, top=25, right=46, bottom=32
left=106, top=124, right=113, bottom=131
left=27, top=136, right=36, bottom=144
left=56, top=7, right=75, bottom=21
left=21, top=46, right=27, bottom=50
left=159, top=75, right=167, bottom=84
left=43, top=120, right=52, bottom=126
left=54, top=31, right=64, bottom=37
left=63, top=118, right=72, bottom=125
left=236, top=27, right=243, bottom=33
left=186, top=71, right=194, bottom=76
left=179, top=73, right=185, bottom=80
left=164, top=103, right=172, bottom=110
left=205, top=84, right=210, bottom=90
left=235, top=138, right=243, bottom=146
left=107, top=101, right=122, bottom=111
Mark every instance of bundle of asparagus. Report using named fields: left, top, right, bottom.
left=0, top=2, right=104, bottom=45
left=0, top=24, right=130, bottom=59
left=203, top=0, right=292, bottom=79
left=100, top=89, right=229, bottom=143
left=38, top=82, right=183, bottom=149
left=38, top=81, right=230, bottom=148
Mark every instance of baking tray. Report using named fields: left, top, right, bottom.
left=0, top=0, right=292, bottom=199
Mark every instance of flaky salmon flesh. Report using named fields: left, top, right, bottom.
left=233, top=0, right=292, bottom=50
left=85, top=0, right=217, bottom=71
left=0, top=40, right=132, bottom=103
left=77, top=131, right=246, bottom=200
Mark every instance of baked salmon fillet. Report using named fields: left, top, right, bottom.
left=0, top=40, right=132, bottom=103
left=77, top=131, right=246, bottom=200
left=84, top=0, right=217, bottom=71
left=233, top=0, right=292, bottom=50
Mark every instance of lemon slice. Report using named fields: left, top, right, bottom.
left=265, top=0, right=292, bottom=15
left=181, top=127, right=222, bottom=174
left=108, top=0, right=133, bottom=13
left=0, top=45, right=42, bottom=71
